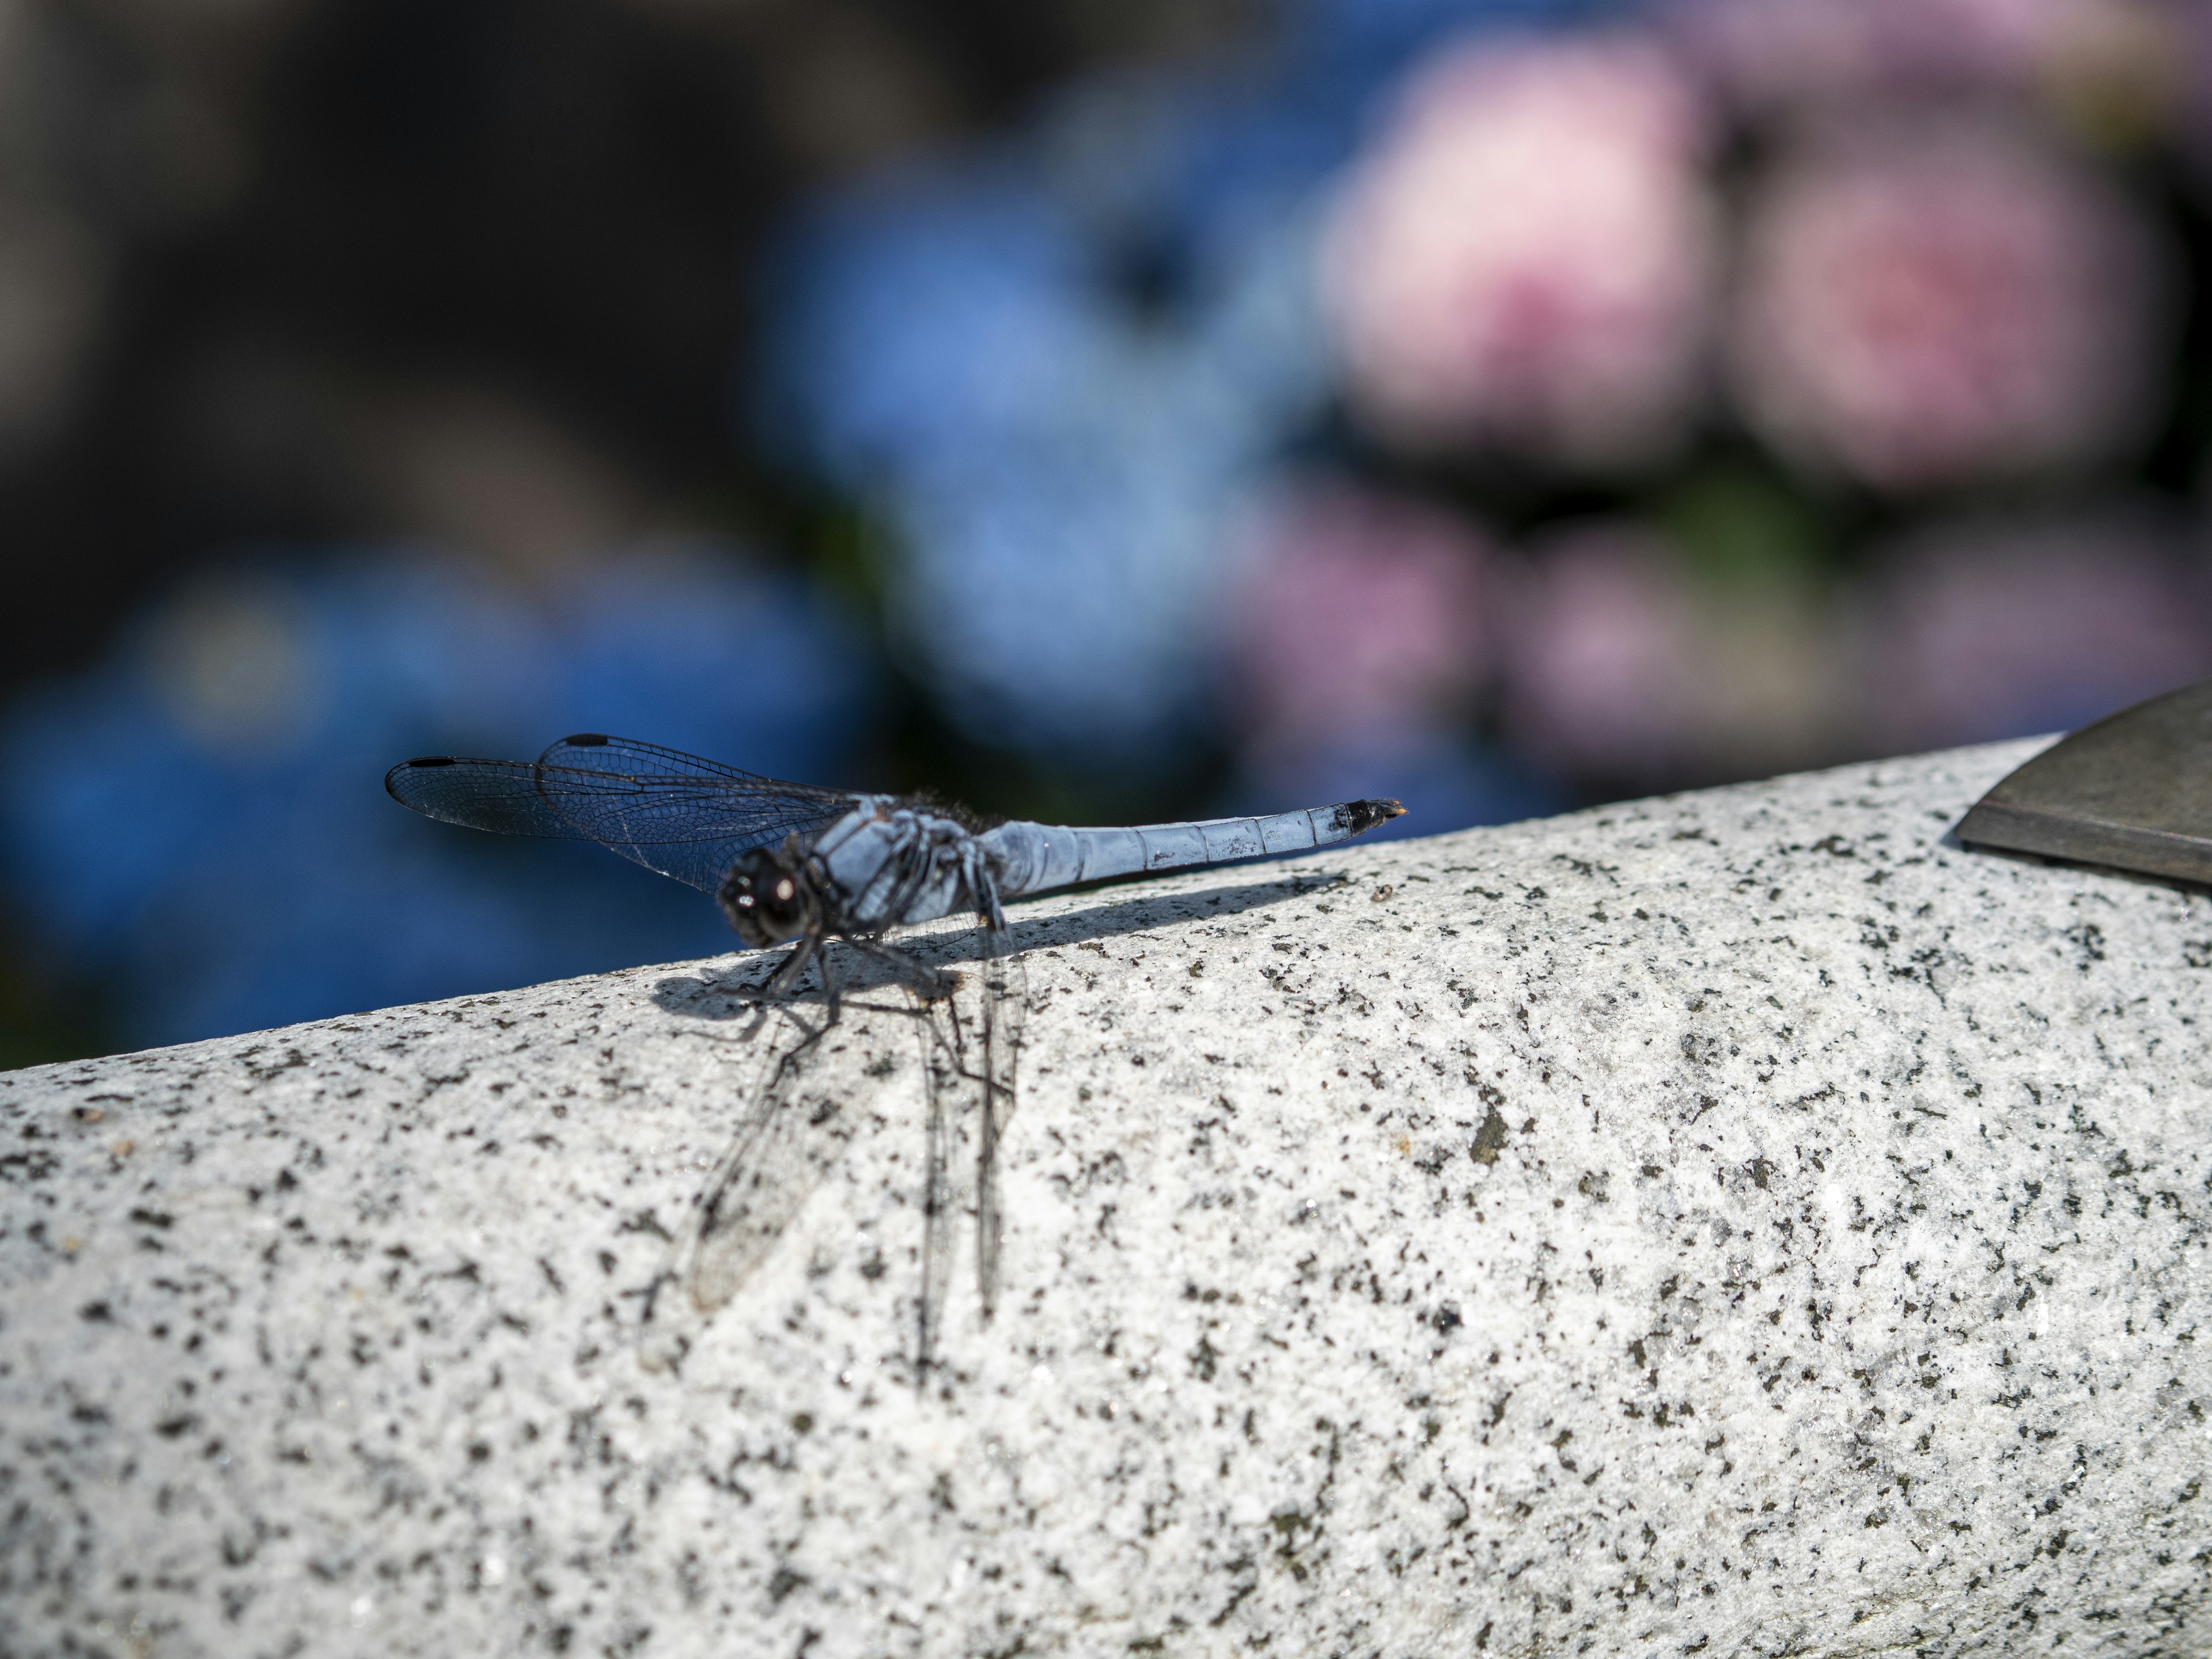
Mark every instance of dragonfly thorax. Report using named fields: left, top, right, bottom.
left=807, top=797, right=1001, bottom=935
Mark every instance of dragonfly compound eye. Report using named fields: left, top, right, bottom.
left=719, top=850, right=810, bottom=946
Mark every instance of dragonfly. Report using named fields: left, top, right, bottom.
left=387, top=732, right=1404, bottom=1374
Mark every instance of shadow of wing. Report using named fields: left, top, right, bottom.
left=903, top=917, right=1028, bottom=1380
left=683, top=1010, right=843, bottom=1315
left=638, top=921, right=1030, bottom=1381
left=638, top=986, right=910, bottom=1371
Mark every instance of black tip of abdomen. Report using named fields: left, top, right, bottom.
left=1340, top=799, right=1407, bottom=836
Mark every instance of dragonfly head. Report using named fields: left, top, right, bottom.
left=719, top=847, right=815, bottom=946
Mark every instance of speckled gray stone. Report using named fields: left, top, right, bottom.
left=3, top=738, right=2209, bottom=1659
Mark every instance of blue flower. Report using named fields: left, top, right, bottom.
left=752, top=0, right=1627, bottom=758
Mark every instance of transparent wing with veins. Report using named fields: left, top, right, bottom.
left=385, top=733, right=858, bottom=893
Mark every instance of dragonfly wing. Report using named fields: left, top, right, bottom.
left=386, top=733, right=859, bottom=893
left=530, top=735, right=857, bottom=891
left=385, top=755, right=582, bottom=839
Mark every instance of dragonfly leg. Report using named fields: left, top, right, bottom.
left=819, top=939, right=842, bottom=1024
left=764, top=931, right=820, bottom=1000
left=849, top=936, right=955, bottom=1000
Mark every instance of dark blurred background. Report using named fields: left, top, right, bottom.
left=5, top=0, right=2210, bottom=1064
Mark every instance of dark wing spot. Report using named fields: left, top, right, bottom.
left=563, top=732, right=609, bottom=747
left=404, top=756, right=460, bottom=768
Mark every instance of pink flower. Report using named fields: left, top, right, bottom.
left=1497, top=521, right=1851, bottom=785
left=1855, top=510, right=2212, bottom=752
left=1665, top=0, right=2105, bottom=111
left=1220, top=481, right=1491, bottom=752
left=1729, top=117, right=2168, bottom=491
left=1495, top=525, right=1706, bottom=781
left=1670, top=0, right=2188, bottom=158
left=1321, top=32, right=1719, bottom=469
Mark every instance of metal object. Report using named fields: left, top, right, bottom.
left=1953, top=679, right=2212, bottom=885
left=387, top=733, right=1403, bottom=1373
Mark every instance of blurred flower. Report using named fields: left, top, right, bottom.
left=1220, top=479, right=1493, bottom=752
left=1855, top=509, right=2212, bottom=752
left=886, top=413, right=1256, bottom=751
left=753, top=2, right=1654, bottom=758
left=1321, top=29, right=1719, bottom=468
left=1669, top=0, right=2185, bottom=147
left=1497, top=525, right=1705, bottom=782
left=1, top=548, right=872, bottom=1048
left=758, top=177, right=1103, bottom=487
left=763, top=160, right=1335, bottom=752
left=1214, top=475, right=1551, bottom=837
left=1666, top=0, right=2108, bottom=110
left=1498, top=521, right=1851, bottom=784
left=1729, top=116, right=2168, bottom=492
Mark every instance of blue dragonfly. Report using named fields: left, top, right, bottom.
left=388, top=733, right=1403, bottom=1373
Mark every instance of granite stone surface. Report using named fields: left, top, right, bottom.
left=2, top=738, right=2209, bottom=1658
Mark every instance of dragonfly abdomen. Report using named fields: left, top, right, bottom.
left=984, top=800, right=1402, bottom=898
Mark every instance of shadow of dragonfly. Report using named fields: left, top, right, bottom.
left=382, top=729, right=1393, bottom=1385
left=636, top=874, right=1325, bottom=1382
